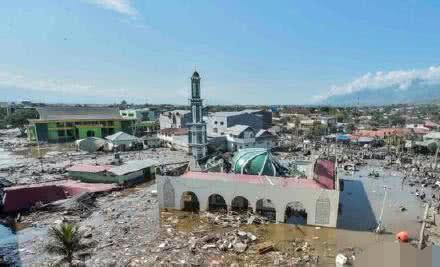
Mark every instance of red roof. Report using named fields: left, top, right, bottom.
left=160, top=128, right=188, bottom=136
left=66, top=164, right=112, bottom=173
left=354, top=128, right=410, bottom=138
left=180, top=171, right=329, bottom=189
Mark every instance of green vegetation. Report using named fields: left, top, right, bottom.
left=0, top=108, right=38, bottom=133
left=45, top=223, right=88, bottom=266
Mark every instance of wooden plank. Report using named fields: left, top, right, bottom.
left=418, top=203, right=430, bottom=249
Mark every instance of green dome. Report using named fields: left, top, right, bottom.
left=231, top=148, right=285, bottom=176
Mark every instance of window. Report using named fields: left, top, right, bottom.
left=108, top=121, right=114, bottom=126
left=214, top=121, right=218, bottom=124
left=57, top=130, right=65, bottom=137
left=128, top=113, right=134, bottom=117
left=220, top=121, right=224, bottom=125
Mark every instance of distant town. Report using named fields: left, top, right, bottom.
left=0, top=71, right=440, bottom=266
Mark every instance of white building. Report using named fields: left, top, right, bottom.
left=157, top=128, right=189, bottom=151
left=225, top=125, right=274, bottom=152
left=159, top=110, right=191, bottom=129
left=423, top=132, right=440, bottom=142
left=120, top=108, right=156, bottom=122
left=157, top=171, right=340, bottom=227
left=207, top=110, right=272, bottom=137
left=105, top=131, right=140, bottom=147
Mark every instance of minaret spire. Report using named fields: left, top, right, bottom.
left=188, top=70, right=207, bottom=161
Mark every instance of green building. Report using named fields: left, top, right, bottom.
left=27, top=106, right=133, bottom=143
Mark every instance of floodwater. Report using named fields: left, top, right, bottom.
left=0, top=148, right=17, bottom=168
left=164, top=160, right=428, bottom=266
left=338, top=160, right=428, bottom=237
left=164, top=211, right=395, bottom=266
left=14, top=142, right=75, bottom=159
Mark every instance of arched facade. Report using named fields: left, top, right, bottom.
left=180, top=191, right=200, bottom=212
left=231, top=196, right=250, bottom=212
left=208, top=194, right=227, bottom=211
left=285, top=201, right=308, bottom=225
left=162, top=179, right=175, bottom=208
left=315, top=195, right=331, bottom=225
left=256, top=198, right=276, bottom=222
left=158, top=174, right=340, bottom=227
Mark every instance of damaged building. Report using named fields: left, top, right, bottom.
left=158, top=148, right=340, bottom=227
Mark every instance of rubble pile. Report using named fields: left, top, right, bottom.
left=0, top=128, right=191, bottom=185
left=202, top=211, right=270, bottom=227
left=132, top=211, right=321, bottom=266
left=38, top=191, right=99, bottom=217
left=3, top=183, right=160, bottom=266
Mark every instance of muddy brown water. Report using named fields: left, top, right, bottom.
left=163, top=160, right=428, bottom=266
left=163, top=211, right=395, bottom=266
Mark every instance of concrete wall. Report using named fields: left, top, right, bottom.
left=207, top=112, right=268, bottom=137
left=228, top=113, right=264, bottom=132
left=157, top=175, right=340, bottom=227
left=159, top=112, right=191, bottom=129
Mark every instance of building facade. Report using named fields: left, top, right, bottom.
left=225, top=125, right=274, bottom=152
left=120, top=108, right=156, bottom=122
left=28, top=106, right=132, bottom=143
left=207, top=110, right=272, bottom=137
left=187, top=71, right=208, bottom=159
left=158, top=171, right=340, bottom=227
left=159, top=110, right=192, bottom=129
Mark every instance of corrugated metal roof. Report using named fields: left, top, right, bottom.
left=210, top=109, right=263, bottom=117
left=105, top=131, right=139, bottom=142
left=36, top=106, right=122, bottom=121
left=109, top=160, right=158, bottom=176
left=67, top=164, right=113, bottom=173
left=255, top=129, right=273, bottom=138
left=424, top=132, right=440, bottom=139
left=226, top=125, right=253, bottom=136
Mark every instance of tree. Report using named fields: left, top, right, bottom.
left=46, top=223, right=88, bottom=266
left=5, top=108, right=38, bottom=133
left=388, top=114, right=406, bottom=127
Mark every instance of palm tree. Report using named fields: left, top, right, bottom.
left=46, top=223, right=87, bottom=266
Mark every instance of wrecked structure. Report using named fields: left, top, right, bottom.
left=2, top=180, right=116, bottom=213
left=67, top=159, right=158, bottom=185
left=158, top=148, right=340, bottom=227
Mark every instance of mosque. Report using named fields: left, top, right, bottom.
left=157, top=71, right=341, bottom=227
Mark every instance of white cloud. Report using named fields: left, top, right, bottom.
left=86, top=0, right=138, bottom=17
left=315, top=66, right=440, bottom=102
left=0, top=71, right=129, bottom=98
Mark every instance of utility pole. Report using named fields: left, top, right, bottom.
left=434, top=141, right=439, bottom=170
left=376, top=186, right=389, bottom=234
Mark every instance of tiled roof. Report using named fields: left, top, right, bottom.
left=180, top=171, right=328, bottom=189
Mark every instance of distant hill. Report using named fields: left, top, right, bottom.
left=320, top=81, right=440, bottom=106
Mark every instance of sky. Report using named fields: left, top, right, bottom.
left=1, top=0, right=440, bottom=105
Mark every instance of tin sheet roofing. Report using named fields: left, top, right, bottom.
left=67, top=164, right=113, bottom=173
left=109, top=160, right=158, bottom=176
